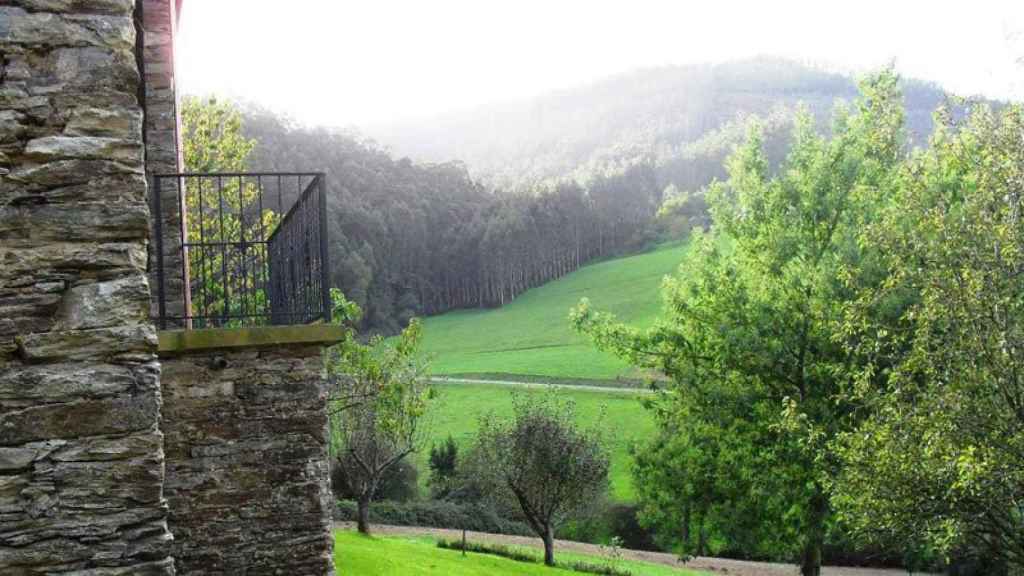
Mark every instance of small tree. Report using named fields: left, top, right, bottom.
left=469, top=391, right=610, bottom=566
left=327, top=290, right=431, bottom=534
left=428, top=435, right=459, bottom=499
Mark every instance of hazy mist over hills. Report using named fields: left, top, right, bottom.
left=368, top=57, right=953, bottom=189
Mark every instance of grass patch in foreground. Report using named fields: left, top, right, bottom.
left=334, top=530, right=704, bottom=576
left=419, top=242, right=691, bottom=381
left=437, top=539, right=630, bottom=576
left=334, top=530, right=591, bottom=575
left=422, top=382, right=654, bottom=502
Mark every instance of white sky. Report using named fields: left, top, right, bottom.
left=177, top=0, right=1024, bottom=128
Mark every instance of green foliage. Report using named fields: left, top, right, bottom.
left=468, top=391, right=612, bottom=565
left=833, top=102, right=1024, bottom=570
left=180, top=96, right=275, bottom=326
left=655, top=185, right=709, bottom=240
left=332, top=459, right=420, bottom=503
left=182, top=96, right=256, bottom=173
left=244, top=106, right=666, bottom=334
left=427, top=435, right=459, bottom=499
left=334, top=500, right=532, bottom=536
left=573, top=71, right=907, bottom=573
left=326, top=290, right=432, bottom=533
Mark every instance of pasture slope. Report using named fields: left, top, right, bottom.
left=419, top=242, right=691, bottom=382
left=416, top=243, right=690, bottom=502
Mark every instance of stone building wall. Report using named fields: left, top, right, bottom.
left=140, top=0, right=187, bottom=325
left=0, top=1, right=175, bottom=573
left=160, top=344, right=335, bottom=575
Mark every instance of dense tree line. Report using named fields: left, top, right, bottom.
left=241, top=108, right=663, bottom=332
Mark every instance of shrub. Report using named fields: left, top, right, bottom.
left=607, top=505, right=658, bottom=551
left=428, top=435, right=459, bottom=498
left=556, top=505, right=661, bottom=552
left=331, top=459, right=420, bottom=503
left=334, top=499, right=532, bottom=536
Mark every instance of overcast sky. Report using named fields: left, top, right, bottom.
left=177, top=1, right=1024, bottom=128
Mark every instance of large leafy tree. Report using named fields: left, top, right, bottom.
left=573, top=73, right=906, bottom=575
left=834, top=102, right=1024, bottom=570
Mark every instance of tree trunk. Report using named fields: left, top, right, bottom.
left=696, top=515, right=707, bottom=557
left=356, top=493, right=372, bottom=535
left=542, top=524, right=555, bottom=566
left=800, top=487, right=827, bottom=576
left=681, top=501, right=691, bottom=552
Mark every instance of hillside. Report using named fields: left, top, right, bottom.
left=369, top=57, right=949, bottom=190
left=240, top=58, right=960, bottom=335
left=420, top=242, right=690, bottom=382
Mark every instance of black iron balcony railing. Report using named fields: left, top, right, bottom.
left=151, top=172, right=331, bottom=330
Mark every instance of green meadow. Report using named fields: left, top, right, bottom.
left=421, top=382, right=654, bottom=502
left=418, top=242, right=691, bottom=382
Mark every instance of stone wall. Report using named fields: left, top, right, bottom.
left=0, top=0, right=175, bottom=573
left=140, top=0, right=187, bottom=325
left=160, top=343, right=335, bottom=575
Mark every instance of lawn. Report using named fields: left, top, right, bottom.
left=333, top=530, right=703, bottom=576
left=418, top=242, right=691, bottom=382
left=420, top=382, right=655, bottom=502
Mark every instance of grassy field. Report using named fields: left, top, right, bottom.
left=419, top=242, right=690, bottom=381
left=333, top=530, right=702, bottom=576
left=420, top=382, right=654, bottom=502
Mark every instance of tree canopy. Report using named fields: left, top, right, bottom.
left=573, top=71, right=909, bottom=576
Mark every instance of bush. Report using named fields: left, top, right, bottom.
left=428, top=435, right=459, bottom=499
left=556, top=505, right=662, bottom=552
left=334, top=499, right=532, bottom=536
left=607, top=505, right=658, bottom=551
left=331, top=459, right=419, bottom=503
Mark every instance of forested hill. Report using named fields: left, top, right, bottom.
left=242, top=109, right=660, bottom=334
left=368, top=57, right=950, bottom=190
left=238, top=58, right=957, bottom=334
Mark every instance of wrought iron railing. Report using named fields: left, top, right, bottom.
left=151, top=172, right=331, bottom=329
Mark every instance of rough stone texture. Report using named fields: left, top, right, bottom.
left=140, top=0, right=188, bottom=326
left=161, top=345, right=335, bottom=575
left=0, top=0, right=176, bottom=572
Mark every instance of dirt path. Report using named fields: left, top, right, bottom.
left=430, top=376, right=653, bottom=394
left=334, top=523, right=925, bottom=576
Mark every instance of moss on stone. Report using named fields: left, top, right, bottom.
left=158, top=324, right=346, bottom=354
